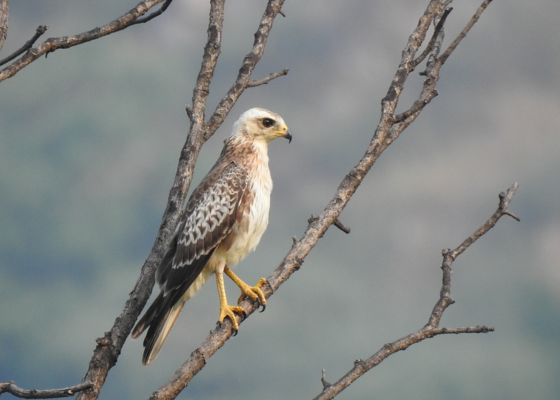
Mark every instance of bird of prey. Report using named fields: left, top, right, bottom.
left=131, top=108, right=291, bottom=365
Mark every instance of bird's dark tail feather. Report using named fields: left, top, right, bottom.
left=132, top=290, right=186, bottom=365
left=141, top=300, right=185, bottom=365
left=131, top=291, right=164, bottom=340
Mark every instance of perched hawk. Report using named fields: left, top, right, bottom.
left=132, top=108, right=291, bottom=365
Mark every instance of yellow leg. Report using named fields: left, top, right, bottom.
left=216, top=271, right=244, bottom=331
left=224, top=267, right=267, bottom=309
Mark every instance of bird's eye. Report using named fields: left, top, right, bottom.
left=262, top=118, right=275, bottom=128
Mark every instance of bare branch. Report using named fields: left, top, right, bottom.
left=431, top=326, right=495, bottom=334
left=0, top=381, right=93, bottom=399
left=392, top=89, right=438, bottom=123
left=313, top=323, right=493, bottom=400
left=0, top=0, right=167, bottom=83
left=0, top=25, right=48, bottom=67
left=410, top=6, right=452, bottom=70
left=188, top=0, right=226, bottom=131
left=450, top=182, right=519, bottom=261
left=312, top=183, right=518, bottom=400
left=0, top=0, right=8, bottom=53
left=247, top=68, right=289, bottom=87
left=429, top=182, right=518, bottom=327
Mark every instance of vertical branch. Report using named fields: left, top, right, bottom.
left=189, top=0, right=226, bottom=130
left=0, top=0, right=8, bottom=53
left=204, top=0, right=286, bottom=137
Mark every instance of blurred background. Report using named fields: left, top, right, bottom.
left=1, top=1, right=559, bottom=399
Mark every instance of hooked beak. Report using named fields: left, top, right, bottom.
left=278, top=123, right=292, bottom=143
left=283, top=130, right=292, bottom=143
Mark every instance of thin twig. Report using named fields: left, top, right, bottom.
left=131, top=0, right=173, bottom=25
left=431, top=326, right=495, bottom=334
left=247, top=68, right=289, bottom=87
left=438, top=0, right=494, bottom=65
left=0, top=381, right=93, bottom=399
left=0, top=0, right=8, bottom=53
left=0, top=26, right=48, bottom=67
left=333, top=218, right=351, bottom=234
left=321, top=370, right=331, bottom=389
left=392, top=89, right=438, bottom=123
left=450, top=182, right=519, bottom=261
left=189, top=0, right=227, bottom=132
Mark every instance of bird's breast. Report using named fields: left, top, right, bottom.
left=218, top=163, right=272, bottom=267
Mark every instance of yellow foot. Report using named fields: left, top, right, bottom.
left=218, top=303, right=245, bottom=331
left=236, top=278, right=267, bottom=310
left=225, top=268, right=267, bottom=310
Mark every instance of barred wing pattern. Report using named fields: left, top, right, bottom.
left=161, top=161, right=249, bottom=293
left=131, top=162, right=248, bottom=362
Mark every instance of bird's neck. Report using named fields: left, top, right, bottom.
left=222, top=135, right=270, bottom=169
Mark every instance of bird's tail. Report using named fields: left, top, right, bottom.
left=131, top=294, right=185, bottom=366
left=143, top=301, right=185, bottom=365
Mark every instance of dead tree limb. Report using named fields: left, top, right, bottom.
left=0, top=381, right=93, bottom=399
left=0, top=0, right=167, bottom=82
left=0, top=0, right=7, bottom=53
left=313, top=183, right=518, bottom=400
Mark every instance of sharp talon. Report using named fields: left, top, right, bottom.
left=232, top=329, right=238, bottom=337
left=259, top=304, right=266, bottom=313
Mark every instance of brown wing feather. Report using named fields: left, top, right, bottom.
left=132, top=161, right=248, bottom=361
left=158, top=161, right=248, bottom=293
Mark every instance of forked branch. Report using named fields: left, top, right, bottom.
left=0, top=26, right=48, bottom=67
left=314, top=183, right=518, bottom=400
left=247, top=68, right=290, bottom=87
